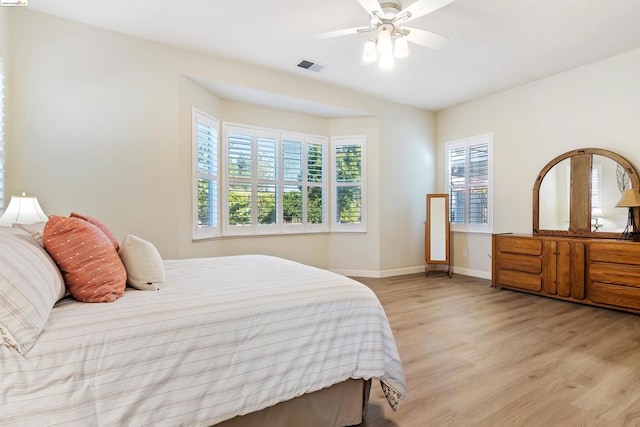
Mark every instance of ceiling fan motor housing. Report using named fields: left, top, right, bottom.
left=379, top=1, right=403, bottom=19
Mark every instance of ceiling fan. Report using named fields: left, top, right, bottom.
left=316, top=0, right=455, bottom=68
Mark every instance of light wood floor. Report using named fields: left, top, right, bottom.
left=355, top=272, right=640, bottom=427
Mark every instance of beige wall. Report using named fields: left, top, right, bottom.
left=379, top=106, right=437, bottom=273
left=4, top=9, right=437, bottom=275
left=437, top=47, right=640, bottom=278
left=0, top=7, right=8, bottom=74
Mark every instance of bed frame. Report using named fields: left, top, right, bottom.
left=217, top=379, right=371, bottom=427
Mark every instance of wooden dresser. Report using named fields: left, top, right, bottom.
left=492, top=234, right=640, bottom=313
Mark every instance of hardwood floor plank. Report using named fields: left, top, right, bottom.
left=356, top=273, right=640, bottom=426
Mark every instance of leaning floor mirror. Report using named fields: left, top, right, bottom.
left=425, top=193, right=452, bottom=277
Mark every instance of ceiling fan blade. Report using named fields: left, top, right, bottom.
left=356, top=0, right=383, bottom=18
left=314, top=26, right=372, bottom=39
left=405, top=27, right=449, bottom=49
left=402, top=0, right=456, bottom=23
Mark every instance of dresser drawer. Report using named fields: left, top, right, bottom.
left=497, top=237, right=543, bottom=256
left=588, top=282, right=640, bottom=310
left=590, top=263, right=640, bottom=288
left=497, top=270, right=541, bottom=292
left=590, top=243, right=640, bottom=266
left=497, top=253, right=542, bottom=274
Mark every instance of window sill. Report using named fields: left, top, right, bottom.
left=451, top=230, right=493, bottom=236
left=192, top=230, right=367, bottom=242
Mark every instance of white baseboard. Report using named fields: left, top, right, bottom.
left=329, top=268, right=383, bottom=278
left=378, top=265, right=426, bottom=278
left=330, top=266, right=424, bottom=278
left=452, top=266, right=491, bottom=280
left=330, top=265, right=491, bottom=280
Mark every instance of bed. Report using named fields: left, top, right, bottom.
left=0, top=224, right=406, bottom=426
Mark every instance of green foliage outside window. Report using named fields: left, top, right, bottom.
left=198, top=178, right=216, bottom=227
left=229, top=184, right=252, bottom=225
left=307, top=186, right=323, bottom=224
left=283, top=187, right=302, bottom=223
left=335, top=145, right=362, bottom=224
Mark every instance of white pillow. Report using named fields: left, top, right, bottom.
left=0, top=227, right=66, bottom=355
left=118, top=235, right=164, bottom=291
left=13, top=222, right=47, bottom=246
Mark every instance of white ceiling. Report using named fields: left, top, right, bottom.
left=26, top=0, right=640, bottom=112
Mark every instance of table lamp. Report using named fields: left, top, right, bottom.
left=0, top=192, right=48, bottom=226
left=615, top=188, right=640, bottom=241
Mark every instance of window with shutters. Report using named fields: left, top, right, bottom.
left=445, top=133, right=493, bottom=233
left=192, top=111, right=363, bottom=238
left=332, top=136, right=366, bottom=232
left=223, top=123, right=328, bottom=235
left=0, top=59, right=5, bottom=214
left=192, top=109, right=220, bottom=239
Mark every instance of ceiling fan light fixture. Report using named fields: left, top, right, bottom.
left=319, top=0, right=455, bottom=70
left=362, top=40, right=378, bottom=62
left=376, top=27, right=393, bottom=55
left=394, top=36, right=409, bottom=58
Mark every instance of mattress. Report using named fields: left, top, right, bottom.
left=0, top=255, right=405, bottom=426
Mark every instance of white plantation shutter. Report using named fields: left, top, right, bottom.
left=282, top=140, right=303, bottom=224
left=224, top=127, right=276, bottom=233
left=256, top=134, right=278, bottom=227
left=448, top=146, right=466, bottom=224
left=193, top=109, right=220, bottom=239
left=225, top=126, right=258, bottom=233
left=446, top=134, right=493, bottom=233
left=306, top=139, right=326, bottom=227
left=281, top=135, right=328, bottom=229
left=469, top=143, right=489, bottom=225
left=228, top=133, right=253, bottom=179
left=332, top=136, right=366, bottom=232
left=192, top=117, right=332, bottom=237
left=223, top=124, right=328, bottom=235
left=283, top=140, right=302, bottom=181
left=257, top=137, right=277, bottom=180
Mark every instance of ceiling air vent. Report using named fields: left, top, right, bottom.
left=297, top=60, right=326, bottom=72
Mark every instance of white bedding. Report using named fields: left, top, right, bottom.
left=0, top=255, right=406, bottom=426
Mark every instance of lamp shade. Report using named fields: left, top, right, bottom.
left=362, top=40, right=378, bottom=63
left=0, top=194, right=48, bottom=226
left=394, top=36, right=409, bottom=58
left=377, top=28, right=392, bottom=56
left=615, top=189, right=640, bottom=208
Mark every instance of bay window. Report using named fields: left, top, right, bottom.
left=192, top=110, right=367, bottom=238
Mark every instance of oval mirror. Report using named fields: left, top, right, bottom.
left=533, top=148, right=640, bottom=238
left=591, top=155, right=630, bottom=233
left=538, top=158, right=571, bottom=231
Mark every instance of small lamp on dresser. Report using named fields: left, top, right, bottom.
left=616, top=188, right=640, bottom=241
left=0, top=192, right=48, bottom=226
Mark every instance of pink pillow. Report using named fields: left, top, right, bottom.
left=43, top=216, right=126, bottom=303
left=70, top=212, right=119, bottom=251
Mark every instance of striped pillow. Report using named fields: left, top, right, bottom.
left=0, top=227, right=65, bottom=355
left=13, top=222, right=47, bottom=246
left=43, top=216, right=126, bottom=303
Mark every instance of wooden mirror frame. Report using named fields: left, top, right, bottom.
left=425, top=193, right=451, bottom=277
left=533, top=148, right=640, bottom=238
